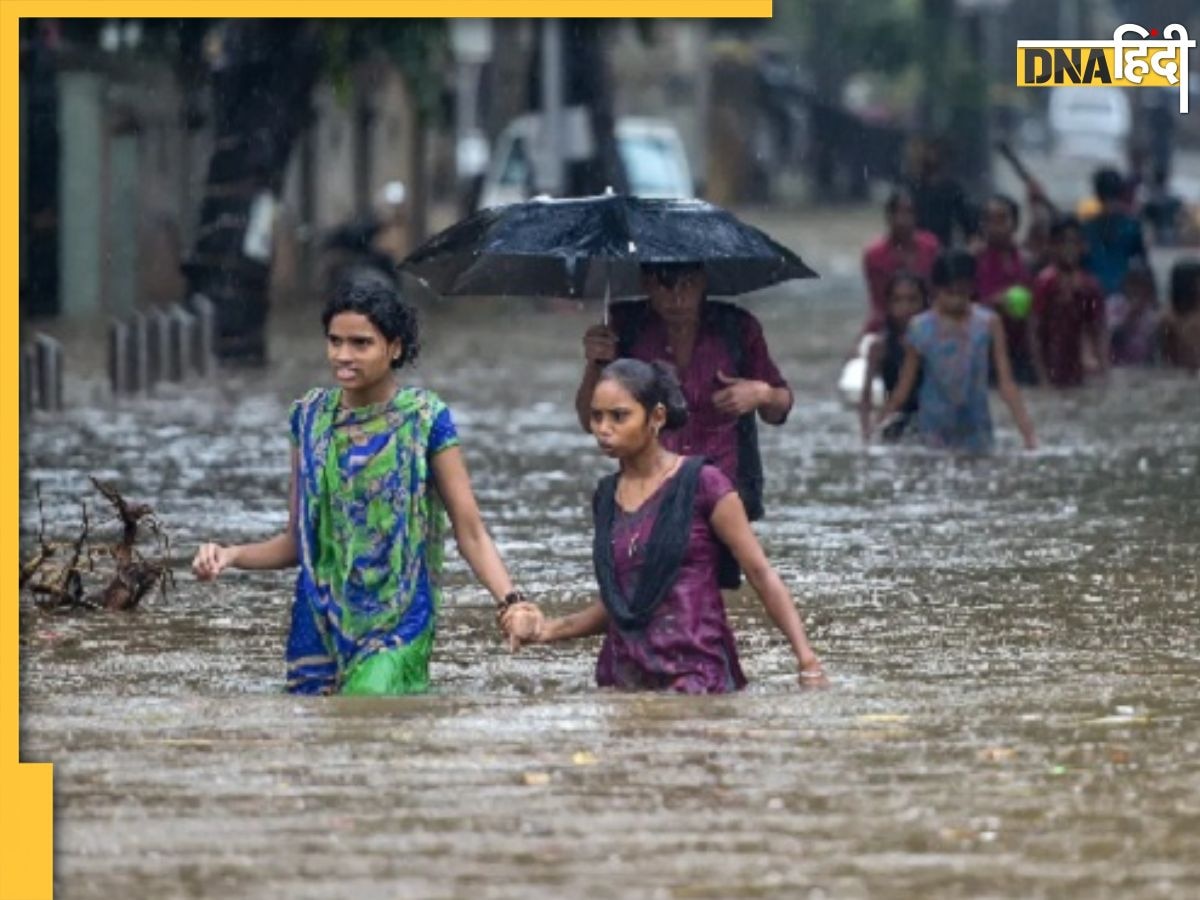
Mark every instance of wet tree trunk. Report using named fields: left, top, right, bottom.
left=527, top=20, right=629, bottom=197
left=563, top=21, right=628, bottom=197
left=917, top=0, right=955, bottom=137
left=182, top=21, right=319, bottom=364
left=408, top=107, right=430, bottom=248
left=805, top=0, right=844, bottom=202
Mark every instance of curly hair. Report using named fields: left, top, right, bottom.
left=320, top=274, right=420, bottom=369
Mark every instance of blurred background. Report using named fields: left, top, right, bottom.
left=17, top=4, right=1200, bottom=359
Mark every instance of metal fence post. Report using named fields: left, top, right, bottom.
left=20, top=343, right=35, bottom=415
left=109, top=319, right=130, bottom=396
left=189, top=294, right=217, bottom=378
left=33, top=334, right=63, bottom=411
left=167, top=304, right=195, bottom=382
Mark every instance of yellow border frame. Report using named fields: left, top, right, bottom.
left=3, top=3, right=770, bottom=897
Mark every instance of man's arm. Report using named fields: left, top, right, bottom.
left=737, top=312, right=794, bottom=426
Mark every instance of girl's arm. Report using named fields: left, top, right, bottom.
left=1088, top=305, right=1111, bottom=376
left=874, top=344, right=920, bottom=427
left=709, top=492, right=824, bottom=683
left=502, top=599, right=610, bottom=648
left=432, top=446, right=516, bottom=604
left=989, top=318, right=1038, bottom=449
left=858, top=337, right=883, bottom=441
left=193, top=450, right=300, bottom=580
left=1026, top=310, right=1050, bottom=385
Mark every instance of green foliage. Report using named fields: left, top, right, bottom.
left=776, top=0, right=925, bottom=76
left=320, top=20, right=449, bottom=125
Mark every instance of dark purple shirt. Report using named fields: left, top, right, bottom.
left=596, top=461, right=747, bottom=694
left=1033, top=265, right=1105, bottom=388
left=613, top=304, right=791, bottom=486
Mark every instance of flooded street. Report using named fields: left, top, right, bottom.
left=19, top=249, right=1200, bottom=899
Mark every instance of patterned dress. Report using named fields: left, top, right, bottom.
left=285, top=386, right=458, bottom=695
left=906, top=306, right=996, bottom=454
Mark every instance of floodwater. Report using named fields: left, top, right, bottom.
left=18, top=254, right=1200, bottom=899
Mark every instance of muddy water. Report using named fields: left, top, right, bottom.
left=19, top=272, right=1200, bottom=898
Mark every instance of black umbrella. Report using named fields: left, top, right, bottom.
left=399, top=194, right=818, bottom=304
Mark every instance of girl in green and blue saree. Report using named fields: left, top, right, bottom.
left=192, top=277, right=529, bottom=696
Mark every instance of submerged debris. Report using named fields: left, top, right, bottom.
left=21, top=478, right=172, bottom=612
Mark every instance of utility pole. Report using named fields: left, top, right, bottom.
left=449, top=20, right=493, bottom=215
left=540, top=18, right=566, bottom=195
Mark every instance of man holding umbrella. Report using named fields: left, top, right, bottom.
left=574, top=261, right=794, bottom=584
left=401, top=194, right=814, bottom=587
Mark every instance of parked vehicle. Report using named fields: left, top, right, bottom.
left=1047, top=86, right=1130, bottom=165
left=477, top=114, right=695, bottom=209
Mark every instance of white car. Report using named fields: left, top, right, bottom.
left=477, top=114, right=695, bottom=210
left=1047, top=86, right=1131, bottom=165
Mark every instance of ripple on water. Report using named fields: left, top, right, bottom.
left=20, top=294, right=1200, bottom=898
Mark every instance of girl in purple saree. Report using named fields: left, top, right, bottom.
left=502, top=360, right=824, bottom=694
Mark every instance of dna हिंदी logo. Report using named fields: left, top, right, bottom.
left=1017, top=23, right=1194, bottom=113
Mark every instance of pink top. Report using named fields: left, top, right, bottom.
left=862, top=230, right=941, bottom=332
left=975, top=244, right=1034, bottom=357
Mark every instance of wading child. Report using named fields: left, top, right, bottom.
left=1082, top=167, right=1148, bottom=298
left=503, top=360, right=824, bottom=694
left=859, top=271, right=928, bottom=442
left=861, top=188, right=941, bottom=335
left=1031, top=216, right=1109, bottom=388
left=976, top=193, right=1037, bottom=384
left=876, top=250, right=1037, bottom=453
left=193, top=277, right=530, bottom=695
left=1108, top=263, right=1161, bottom=367
left=1163, top=260, right=1200, bottom=372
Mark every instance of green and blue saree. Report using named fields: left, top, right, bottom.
left=285, top=386, right=458, bottom=695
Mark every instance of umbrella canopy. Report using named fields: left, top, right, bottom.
left=399, top=194, right=818, bottom=299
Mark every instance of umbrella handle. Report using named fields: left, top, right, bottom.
left=602, top=266, right=610, bottom=328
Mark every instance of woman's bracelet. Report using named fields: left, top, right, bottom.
left=500, top=590, right=530, bottom=608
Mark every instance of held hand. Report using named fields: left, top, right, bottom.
left=192, top=542, right=235, bottom=582
left=798, top=656, right=828, bottom=689
left=583, top=325, right=618, bottom=365
left=712, top=371, right=768, bottom=416
left=499, top=601, right=545, bottom=652
left=870, top=408, right=901, bottom=438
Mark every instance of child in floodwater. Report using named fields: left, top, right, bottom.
left=875, top=249, right=1037, bottom=453
left=859, top=271, right=928, bottom=442
left=192, top=276, right=531, bottom=695
left=861, top=187, right=941, bottom=335
left=1163, top=260, right=1200, bottom=372
left=500, top=359, right=824, bottom=693
left=1107, top=262, right=1161, bottom=367
left=976, top=193, right=1038, bottom=385
left=1031, top=215, right=1109, bottom=388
